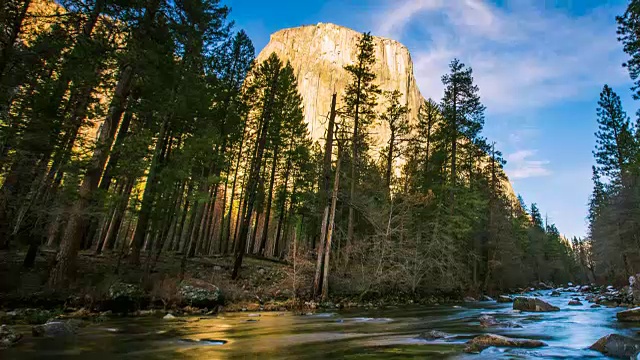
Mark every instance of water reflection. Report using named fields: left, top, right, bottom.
left=2, top=292, right=638, bottom=359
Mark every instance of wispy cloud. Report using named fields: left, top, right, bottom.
left=506, top=150, right=551, bottom=179
left=371, top=0, right=629, bottom=113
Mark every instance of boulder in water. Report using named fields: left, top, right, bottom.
left=591, top=304, right=601, bottom=308
left=513, top=297, right=560, bottom=312
left=479, top=295, right=494, bottom=302
left=163, top=313, right=176, bottom=320
left=464, top=334, right=546, bottom=353
left=616, top=307, right=640, bottom=322
left=32, top=320, right=78, bottom=337
left=464, top=296, right=476, bottom=302
left=479, top=315, right=522, bottom=328
left=497, top=295, right=513, bottom=303
left=590, top=334, right=640, bottom=358
left=568, top=300, right=582, bottom=306
left=550, top=290, right=561, bottom=297
left=0, top=325, right=21, bottom=348
left=419, top=330, right=448, bottom=340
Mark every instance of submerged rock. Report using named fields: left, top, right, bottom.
left=497, top=295, right=513, bottom=303
left=616, top=307, right=640, bottom=322
left=590, top=334, right=640, bottom=358
left=0, top=325, right=22, bottom=348
left=464, top=334, right=546, bottom=353
left=591, top=304, right=602, bottom=308
left=550, top=290, right=561, bottom=297
left=32, top=320, right=79, bottom=337
left=568, top=300, right=583, bottom=306
left=479, top=315, right=522, bottom=328
left=513, top=297, right=560, bottom=312
left=419, top=330, right=448, bottom=340
left=479, top=295, right=494, bottom=302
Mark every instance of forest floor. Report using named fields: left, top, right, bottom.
left=0, top=249, right=462, bottom=323
left=0, top=249, right=306, bottom=315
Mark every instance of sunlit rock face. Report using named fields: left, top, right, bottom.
left=256, top=22, right=518, bottom=204
left=255, top=22, right=423, bottom=148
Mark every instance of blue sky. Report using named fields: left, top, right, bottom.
left=227, top=0, right=636, bottom=239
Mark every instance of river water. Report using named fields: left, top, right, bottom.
left=3, top=291, right=639, bottom=359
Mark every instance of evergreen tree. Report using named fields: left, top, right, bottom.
left=342, top=31, right=380, bottom=245
left=439, top=59, right=485, bottom=209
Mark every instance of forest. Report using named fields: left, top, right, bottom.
left=0, top=0, right=610, bottom=308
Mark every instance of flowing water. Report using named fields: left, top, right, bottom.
left=3, top=291, right=639, bottom=359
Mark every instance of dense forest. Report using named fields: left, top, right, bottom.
left=0, top=0, right=589, bottom=305
left=584, top=0, right=640, bottom=286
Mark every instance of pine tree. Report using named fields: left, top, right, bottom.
left=594, top=85, right=635, bottom=186
left=439, top=59, right=485, bottom=210
left=380, top=90, right=409, bottom=191
left=342, top=31, right=380, bottom=246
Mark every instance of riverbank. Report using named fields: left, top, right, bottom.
left=0, top=249, right=464, bottom=321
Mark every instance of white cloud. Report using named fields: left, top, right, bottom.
left=371, top=0, right=629, bottom=113
left=505, top=150, right=551, bottom=179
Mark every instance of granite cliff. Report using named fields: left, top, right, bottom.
left=255, top=22, right=518, bottom=202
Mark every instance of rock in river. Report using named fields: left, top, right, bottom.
left=568, top=300, right=583, bottom=306
left=497, top=295, right=513, bottom=303
left=0, top=325, right=22, bottom=348
left=616, top=307, right=640, bottom=322
left=464, top=334, right=546, bottom=353
left=419, top=330, right=448, bottom=340
left=513, top=297, right=560, bottom=312
left=479, top=315, right=522, bottom=328
left=590, top=334, right=640, bottom=358
left=32, top=320, right=79, bottom=337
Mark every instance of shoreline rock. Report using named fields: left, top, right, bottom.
left=0, top=325, right=22, bottom=348
left=616, top=307, right=640, bottom=322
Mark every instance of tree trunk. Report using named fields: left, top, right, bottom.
left=258, top=144, right=279, bottom=256
left=321, top=151, right=341, bottom=300
left=313, top=94, right=336, bottom=296
left=232, top=65, right=279, bottom=279
left=48, top=64, right=133, bottom=287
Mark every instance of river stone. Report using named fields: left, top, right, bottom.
left=419, top=330, right=448, bottom=340
left=568, top=300, right=583, bottom=306
left=616, top=307, right=640, bottom=322
left=32, top=320, right=78, bottom=337
left=479, top=315, right=522, bottom=328
left=163, top=313, right=176, bottom=320
left=464, top=334, right=546, bottom=353
left=464, top=296, right=476, bottom=302
left=479, top=295, right=494, bottom=302
left=179, top=279, right=222, bottom=308
left=497, top=295, right=513, bottom=303
left=590, top=334, right=640, bottom=358
left=513, top=297, right=560, bottom=312
left=550, top=290, right=561, bottom=297
left=0, top=325, right=22, bottom=348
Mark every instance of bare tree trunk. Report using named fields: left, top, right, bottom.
left=321, top=151, right=341, bottom=300
left=313, top=94, right=336, bottom=296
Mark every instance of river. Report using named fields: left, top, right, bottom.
left=3, top=290, right=638, bottom=359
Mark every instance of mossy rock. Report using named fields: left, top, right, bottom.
left=179, top=279, right=223, bottom=308
left=104, top=282, right=145, bottom=313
